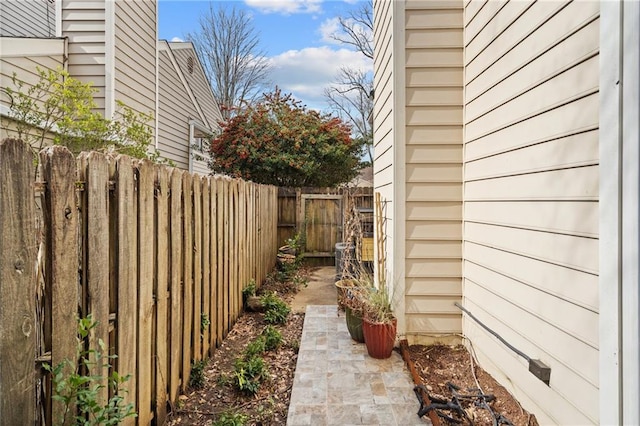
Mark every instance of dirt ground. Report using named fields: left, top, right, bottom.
left=166, top=266, right=536, bottom=426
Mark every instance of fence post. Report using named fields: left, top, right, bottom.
left=40, top=145, right=79, bottom=424
left=0, top=139, right=37, bottom=425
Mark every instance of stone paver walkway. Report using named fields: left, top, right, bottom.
left=287, top=305, right=431, bottom=426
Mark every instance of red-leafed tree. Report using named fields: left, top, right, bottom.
left=209, top=88, right=366, bottom=187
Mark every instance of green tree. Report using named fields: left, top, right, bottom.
left=209, top=88, right=365, bottom=187
left=2, top=67, right=165, bottom=161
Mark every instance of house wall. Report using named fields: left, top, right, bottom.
left=404, top=0, right=463, bottom=343
left=170, top=43, right=222, bottom=175
left=372, top=0, right=401, bottom=327
left=158, top=45, right=196, bottom=170
left=113, top=0, right=156, bottom=133
left=462, top=1, right=600, bottom=424
left=0, top=0, right=56, bottom=38
left=0, top=38, right=66, bottom=145
left=61, top=0, right=107, bottom=113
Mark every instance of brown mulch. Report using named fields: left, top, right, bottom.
left=167, top=267, right=537, bottom=426
left=407, top=344, right=539, bottom=426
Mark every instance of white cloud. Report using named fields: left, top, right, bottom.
left=267, top=46, right=372, bottom=110
left=318, top=17, right=341, bottom=45
left=245, top=0, right=323, bottom=15
left=170, top=36, right=184, bottom=42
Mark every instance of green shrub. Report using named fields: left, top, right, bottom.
left=242, top=279, right=257, bottom=300
left=261, top=292, right=290, bottom=325
left=44, top=315, right=137, bottom=426
left=261, top=326, right=283, bottom=351
left=233, top=355, right=268, bottom=395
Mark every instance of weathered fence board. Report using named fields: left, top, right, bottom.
left=181, top=171, right=193, bottom=392
left=115, top=155, right=137, bottom=426
left=192, top=177, right=202, bottom=362
left=0, top=139, right=279, bottom=425
left=40, top=146, right=79, bottom=424
left=137, top=160, right=154, bottom=424
left=169, top=168, right=183, bottom=402
left=155, top=167, right=169, bottom=423
left=201, top=178, right=211, bottom=357
left=0, top=139, right=37, bottom=426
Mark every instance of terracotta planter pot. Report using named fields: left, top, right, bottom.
left=362, top=317, right=397, bottom=359
left=345, top=307, right=365, bottom=343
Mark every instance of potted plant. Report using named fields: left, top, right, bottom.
left=361, top=284, right=396, bottom=358
left=360, top=191, right=396, bottom=359
left=335, top=279, right=370, bottom=343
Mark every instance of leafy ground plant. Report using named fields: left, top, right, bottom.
left=233, top=355, right=268, bottom=395
left=212, top=410, right=249, bottom=426
left=260, top=292, right=291, bottom=324
left=189, top=359, right=207, bottom=389
left=44, top=315, right=136, bottom=426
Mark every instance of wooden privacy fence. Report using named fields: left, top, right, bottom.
left=0, top=139, right=279, bottom=425
left=277, top=187, right=373, bottom=265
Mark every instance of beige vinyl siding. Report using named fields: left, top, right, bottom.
left=462, top=1, right=600, bottom=424
left=0, top=39, right=66, bottom=145
left=170, top=43, right=222, bottom=130
left=61, top=0, right=106, bottom=113
left=113, top=0, right=156, bottom=131
left=372, top=0, right=396, bottom=311
left=0, top=0, right=56, bottom=37
left=404, top=0, right=463, bottom=342
left=157, top=47, right=194, bottom=170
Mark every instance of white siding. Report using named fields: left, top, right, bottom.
left=157, top=46, right=196, bottom=170
left=0, top=0, right=56, bottom=37
left=61, top=0, right=106, bottom=113
left=0, top=38, right=66, bottom=146
left=462, top=1, right=600, bottom=424
left=372, top=0, right=399, bottom=327
left=169, top=42, right=222, bottom=131
left=113, top=1, right=156, bottom=131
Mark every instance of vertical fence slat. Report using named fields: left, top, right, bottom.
left=223, top=179, right=230, bottom=335
left=181, top=172, right=193, bottom=391
left=169, top=169, right=183, bottom=401
left=115, top=155, right=137, bottom=426
left=209, top=178, right=218, bottom=349
left=239, top=181, right=246, bottom=301
left=201, top=178, right=211, bottom=357
left=155, top=167, right=169, bottom=423
left=0, top=139, right=37, bottom=426
left=192, top=176, right=202, bottom=362
left=216, top=178, right=224, bottom=344
left=230, top=181, right=237, bottom=322
left=83, top=152, right=110, bottom=407
left=137, top=160, right=154, bottom=424
left=40, top=146, right=79, bottom=424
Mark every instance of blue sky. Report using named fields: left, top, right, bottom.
left=159, top=0, right=372, bottom=111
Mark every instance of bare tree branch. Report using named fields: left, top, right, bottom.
left=188, top=4, right=271, bottom=119
left=329, top=2, right=373, bottom=60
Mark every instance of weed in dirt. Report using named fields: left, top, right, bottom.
left=244, top=336, right=267, bottom=358
left=262, top=325, right=283, bottom=351
left=233, top=355, right=268, bottom=395
left=189, top=359, right=207, bottom=389
left=211, top=410, right=248, bottom=426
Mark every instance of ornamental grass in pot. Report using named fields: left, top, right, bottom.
left=362, top=284, right=396, bottom=359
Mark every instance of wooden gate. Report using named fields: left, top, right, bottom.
left=302, top=194, right=343, bottom=261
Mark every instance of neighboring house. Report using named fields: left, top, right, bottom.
left=158, top=41, right=223, bottom=174
left=372, top=1, right=638, bottom=425
left=0, top=0, right=222, bottom=174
